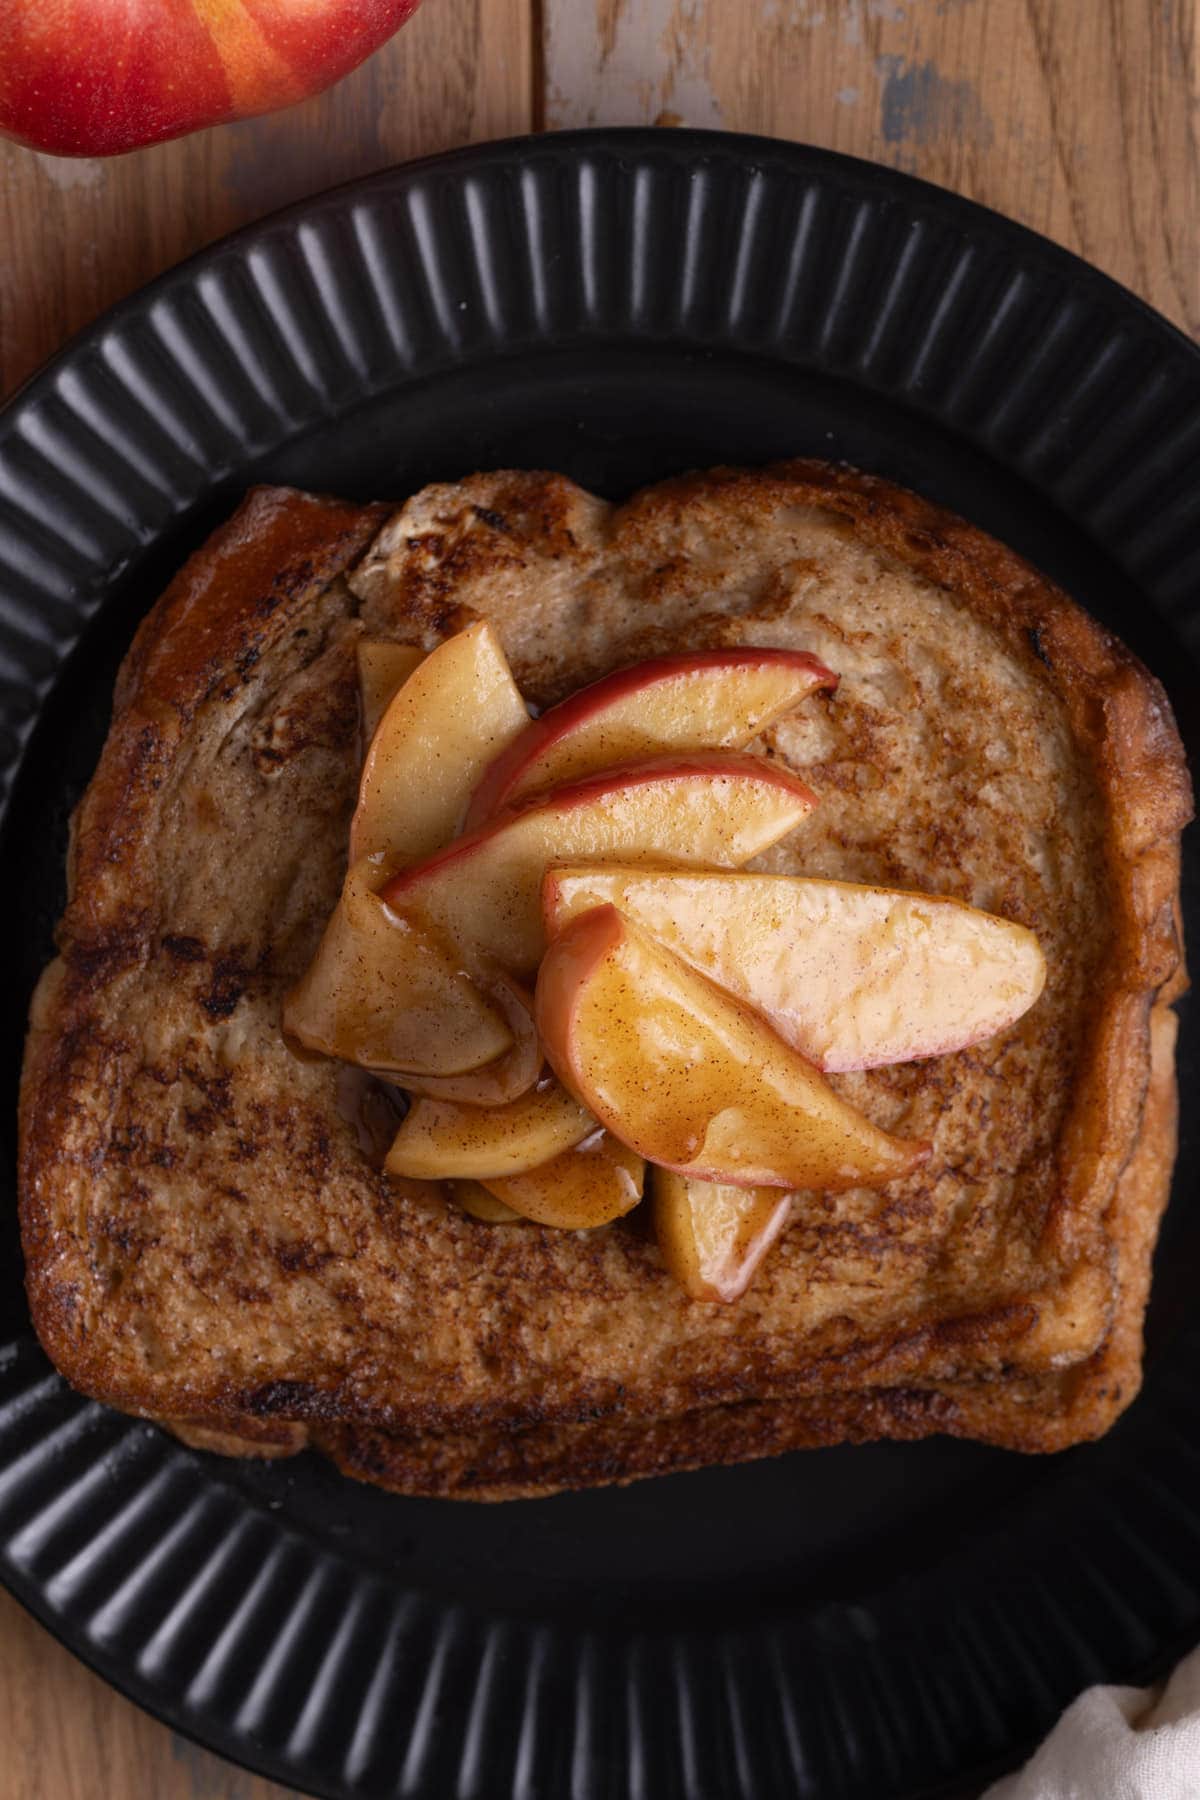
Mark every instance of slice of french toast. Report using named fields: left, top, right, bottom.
left=19, top=463, right=1191, bottom=1495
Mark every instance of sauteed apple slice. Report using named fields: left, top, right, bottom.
left=535, top=906, right=929, bottom=1190
left=356, top=640, right=425, bottom=743
left=653, top=1171, right=792, bottom=1301
left=465, top=647, right=836, bottom=827
left=450, top=1181, right=527, bottom=1224
left=283, top=858, right=511, bottom=1076
left=386, top=1079, right=594, bottom=1180
left=351, top=620, right=528, bottom=863
left=543, top=867, right=1045, bottom=1070
left=397, top=974, right=542, bottom=1107
left=383, top=754, right=817, bottom=976
left=481, top=1132, right=645, bottom=1228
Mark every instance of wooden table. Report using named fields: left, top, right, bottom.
left=1, top=1, right=1195, bottom=1793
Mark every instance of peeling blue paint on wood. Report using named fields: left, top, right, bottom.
left=877, top=55, right=994, bottom=147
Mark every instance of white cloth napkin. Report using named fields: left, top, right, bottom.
left=984, top=1646, right=1200, bottom=1799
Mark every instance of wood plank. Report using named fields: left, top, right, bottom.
left=0, top=3, right=1193, bottom=1796
left=0, top=1585, right=295, bottom=1799
left=0, top=9, right=530, bottom=1793
left=0, top=0, right=532, bottom=398
left=543, top=0, right=1199, bottom=335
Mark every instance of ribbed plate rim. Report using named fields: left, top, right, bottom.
left=0, top=126, right=1198, bottom=1800
left=6, top=126, right=1197, bottom=418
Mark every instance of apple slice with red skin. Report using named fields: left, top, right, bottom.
left=385, top=1079, right=594, bottom=1181
left=350, top=620, right=528, bottom=864
left=653, top=1171, right=793, bottom=1302
left=283, top=857, right=511, bottom=1076
left=481, top=1132, right=645, bottom=1229
left=464, top=647, right=837, bottom=828
left=535, top=905, right=930, bottom=1190
left=543, top=867, right=1046, bottom=1071
left=357, top=640, right=425, bottom=745
left=382, top=753, right=817, bottom=977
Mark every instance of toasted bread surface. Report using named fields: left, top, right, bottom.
left=315, top=1002, right=1179, bottom=1496
left=18, top=464, right=1190, bottom=1492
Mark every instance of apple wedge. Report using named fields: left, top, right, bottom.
left=544, top=868, right=1046, bottom=1070
left=397, top=975, right=542, bottom=1106
left=481, top=1132, right=645, bottom=1229
left=464, top=647, right=837, bottom=827
left=535, top=906, right=930, bottom=1190
left=653, top=1171, right=793, bottom=1302
left=385, top=1079, right=594, bottom=1181
left=283, top=858, right=512, bottom=1075
left=383, top=754, right=818, bottom=976
left=357, top=640, right=425, bottom=744
left=350, top=620, right=529, bottom=864
left=450, top=1181, right=527, bottom=1224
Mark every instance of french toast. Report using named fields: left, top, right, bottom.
left=18, top=463, right=1191, bottom=1497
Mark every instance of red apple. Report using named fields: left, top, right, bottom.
left=0, top=0, right=421, bottom=158
left=464, top=647, right=836, bottom=828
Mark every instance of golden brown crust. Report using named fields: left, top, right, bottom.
left=751, top=464, right=1187, bottom=1261
left=17, top=462, right=1191, bottom=1494
left=166, top=1417, right=310, bottom=1458
left=20, top=487, right=388, bottom=1390
left=315, top=1004, right=1180, bottom=1498
left=64, top=486, right=390, bottom=953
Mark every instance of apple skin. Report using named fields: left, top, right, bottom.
left=382, top=752, right=818, bottom=976
left=464, top=647, right=837, bottom=829
left=543, top=867, right=1046, bottom=1070
left=535, top=905, right=930, bottom=1191
left=0, top=0, right=421, bottom=158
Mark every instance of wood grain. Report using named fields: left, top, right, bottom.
left=0, top=1586, right=293, bottom=1800
left=1, top=0, right=1196, bottom=1795
left=545, top=0, right=1199, bottom=337
left=0, top=0, right=531, bottom=398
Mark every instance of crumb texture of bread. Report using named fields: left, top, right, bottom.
left=18, top=464, right=1191, bottom=1493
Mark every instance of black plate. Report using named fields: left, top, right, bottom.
left=1, top=129, right=1198, bottom=1800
